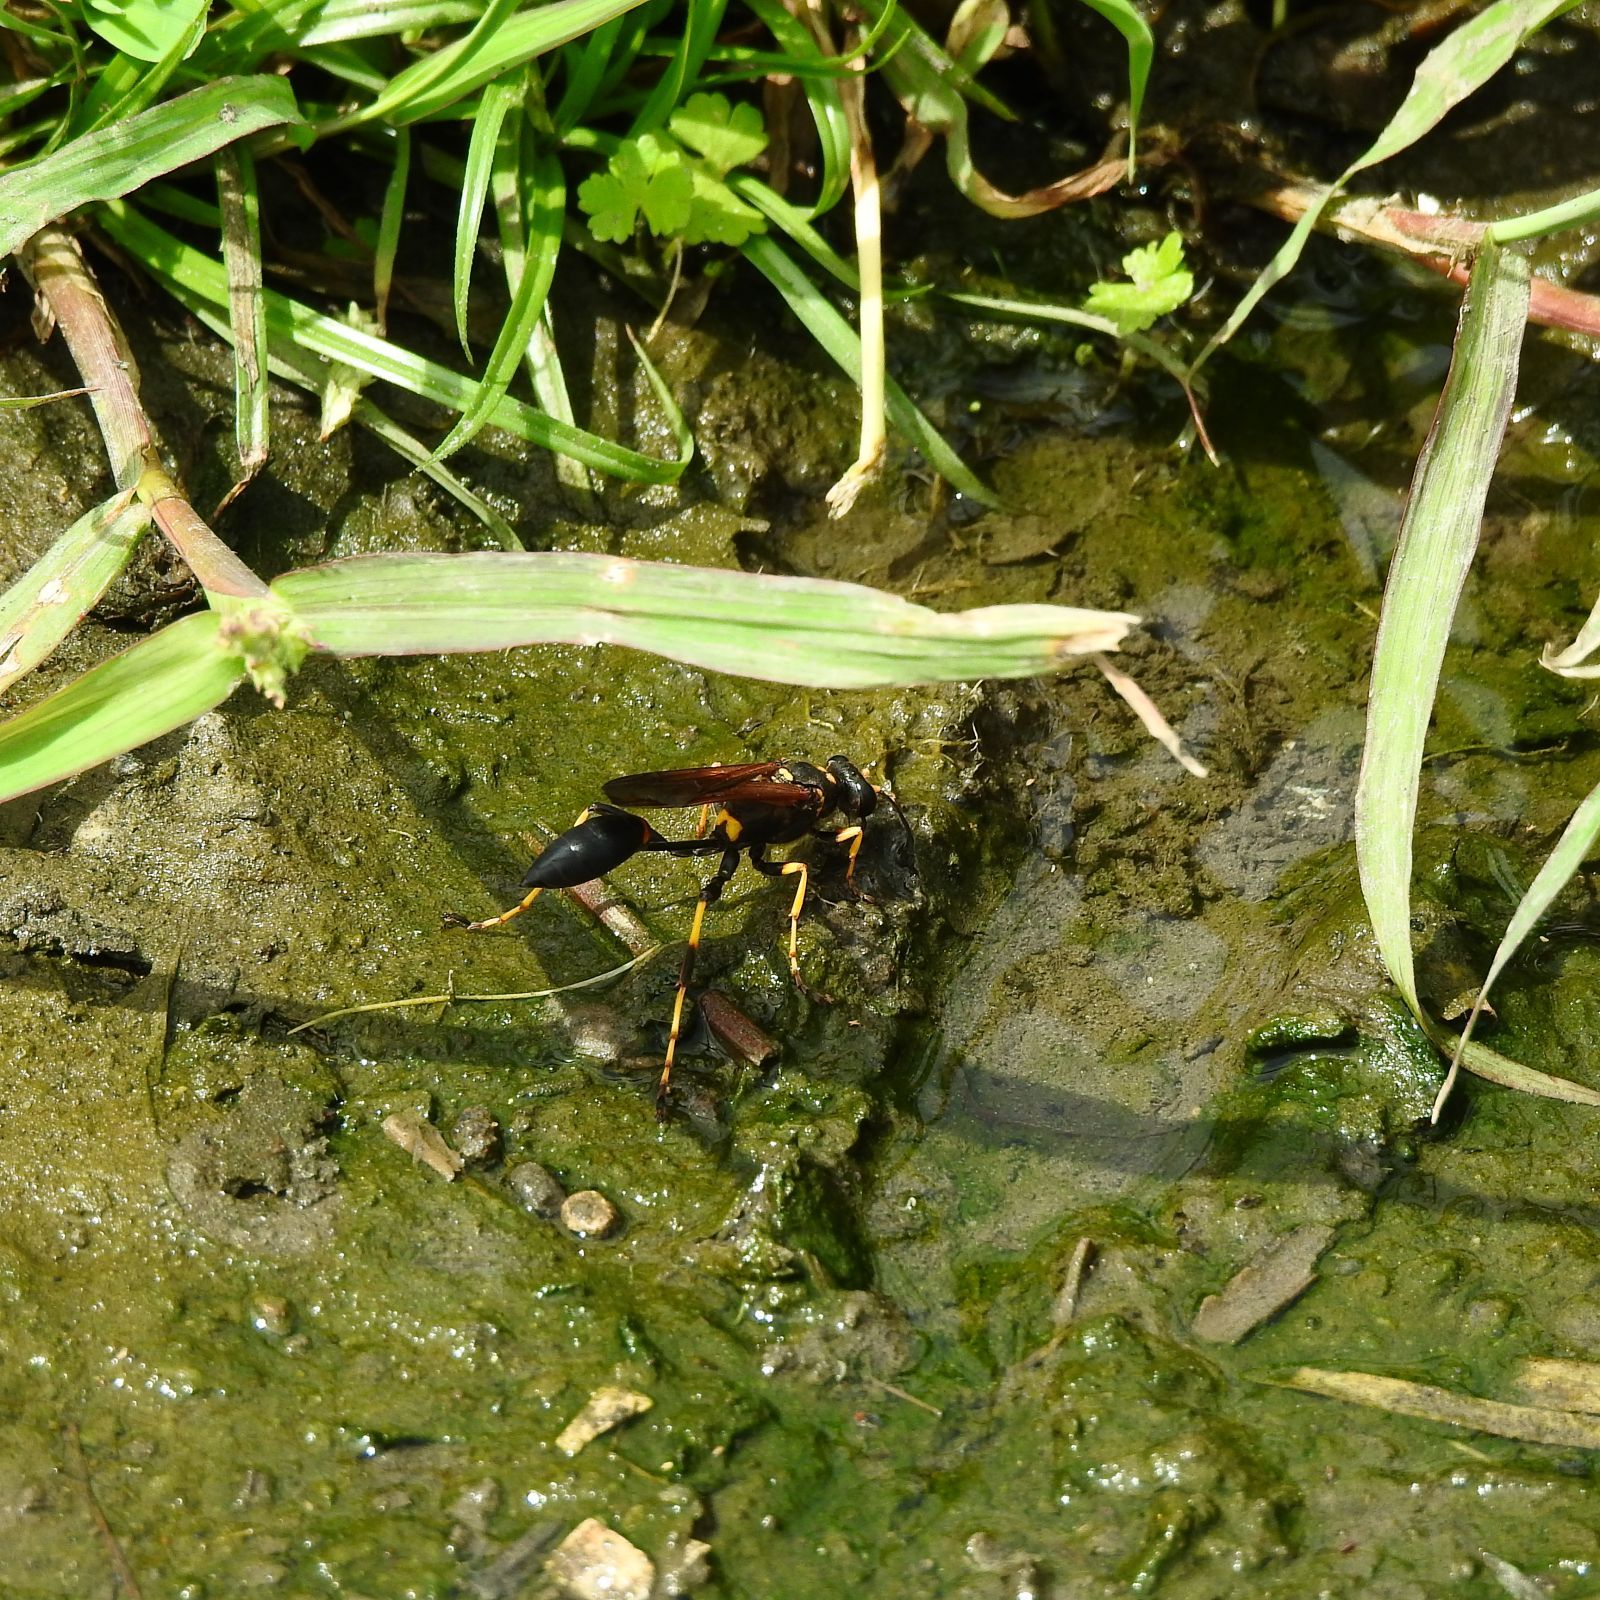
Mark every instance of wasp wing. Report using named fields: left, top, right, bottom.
left=603, top=762, right=792, bottom=808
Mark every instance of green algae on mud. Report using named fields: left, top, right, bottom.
left=7, top=168, right=1600, bottom=1600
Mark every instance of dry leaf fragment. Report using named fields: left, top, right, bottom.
left=1271, top=1366, right=1600, bottom=1449
left=1192, top=1223, right=1335, bottom=1345
left=380, top=1110, right=463, bottom=1181
left=1512, top=1357, right=1600, bottom=1415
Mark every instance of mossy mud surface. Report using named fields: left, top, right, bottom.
left=6, top=139, right=1600, bottom=1600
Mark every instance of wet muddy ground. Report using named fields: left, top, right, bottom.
left=5, top=39, right=1600, bottom=1600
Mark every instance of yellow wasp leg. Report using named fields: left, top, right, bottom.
left=444, top=807, right=596, bottom=931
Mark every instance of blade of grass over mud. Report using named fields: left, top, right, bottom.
left=434, top=136, right=564, bottom=461
left=1448, top=779, right=1600, bottom=1096
left=1190, top=0, right=1576, bottom=376
left=216, top=144, right=269, bottom=483
left=741, top=233, right=995, bottom=507
left=452, top=75, right=520, bottom=357
left=271, top=553, right=1136, bottom=688
left=173, top=285, right=523, bottom=549
left=1268, top=1367, right=1600, bottom=1449
left=0, top=76, right=301, bottom=262
left=0, top=494, right=149, bottom=695
left=0, top=612, right=244, bottom=804
left=1455, top=1034, right=1600, bottom=1107
left=1355, top=242, right=1529, bottom=1024
left=99, top=202, right=691, bottom=483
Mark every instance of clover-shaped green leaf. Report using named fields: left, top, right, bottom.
left=577, top=139, right=693, bottom=243
left=681, top=169, right=765, bottom=247
left=1083, top=230, right=1194, bottom=335
left=668, top=91, right=768, bottom=178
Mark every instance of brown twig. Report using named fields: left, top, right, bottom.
left=64, top=1422, right=143, bottom=1600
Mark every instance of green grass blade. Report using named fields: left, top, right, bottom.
left=98, top=201, right=692, bottom=483
left=729, top=173, right=859, bottom=288
left=271, top=551, right=1133, bottom=686
left=0, top=76, right=302, bottom=263
left=1487, top=183, right=1600, bottom=245
left=332, top=0, right=652, bottom=130
left=554, top=16, right=626, bottom=133
left=216, top=144, right=269, bottom=481
left=0, top=8, right=75, bottom=49
left=0, top=494, right=150, bottom=695
left=1451, top=778, right=1600, bottom=1084
left=627, top=0, right=728, bottom=136
left=741, top=232, right=996, bottom=507
left=1191, top=0, right=1575, bottom=376
left=434, top=127, right=564, bottom=462
left=713, top=0, right=849, bottom=209
left=344, top=0, right=528, bottom=127
left=452, top=75, right=520, bottom=357
left=1355, top=238, right=1529, bottom=1018
left=1076, top=0, right=1152, bottom=177
left=197, top=0, right=341, bottom=71
left=298, top=2, right=483, bottom=46
left=76, top=2, right=208, bottom=132
left=0, top=611, right=244, bottom=804
left=373, top=125, right=412, bottom=331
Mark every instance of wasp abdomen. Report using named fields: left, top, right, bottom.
left=521, top=806, right=656, bottom=890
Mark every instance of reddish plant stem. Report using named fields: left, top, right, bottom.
left=21, top=224, right=268, bottom=599
left=1249, top=180, right=1600, bottom=339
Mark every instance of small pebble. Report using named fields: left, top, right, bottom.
left=451, top=1105, right=502, bottom=1167
left=248, top=1296, right=293, bottom=1337
left=560, top=1190, right=620, bottom=1239
left=555, top=1386, right=653, bottom=1455
left=508, top=1162, right=567, bottom=1218
left=548, top=1517, right=654, bottom=1600
left=658, top=1535, right=713, bottom=1596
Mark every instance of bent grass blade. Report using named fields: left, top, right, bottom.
left=1190, top=0, right=1578, bottom=377
left=0, top=612, right=245, bottom=804
left=1444, top=780, right=1600, bottom=1113
left=0, top=552, right=1141, bottom=804
left=272, top=551, right=1137, bottom=688
left=0, top=493, right=150, bottom=696
left=1356, top=239, right=1529, bottom=1020
left=0, top=76, right=302, bottom=262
